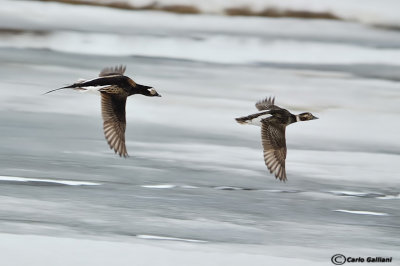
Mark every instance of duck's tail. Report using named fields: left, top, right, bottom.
left=235, top=116, right=250, bottom=124
left=43, top=83, right=87, bottom=95
left=236, top=111, right=272, bottom=125
left=43, top=78, right=89, bottom=95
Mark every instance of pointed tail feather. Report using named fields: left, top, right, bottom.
left=235, top=116, right=250, bottom=124
left=43, top=85, right=86, bottom=95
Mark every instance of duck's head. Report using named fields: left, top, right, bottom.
left=136, top=84, right=161, bottom=97
left=298, top=112, right=318, bottom=121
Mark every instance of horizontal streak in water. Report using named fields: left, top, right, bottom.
left=0, top=176, right=101, bottom=186
left=333, top=209, right=389, bottom=216
left=137, top=234, right=207, bottom=243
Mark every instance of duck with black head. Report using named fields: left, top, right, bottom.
left=235, top=97, right=318, bottom=182
left=45, top=65, right=161, bottom=157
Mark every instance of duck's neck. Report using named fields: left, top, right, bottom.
left=290, top=114, right=300, bottom=124
left=129, top=83, right=151, bottom=96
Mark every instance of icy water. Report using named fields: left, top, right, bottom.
left=0, top=1, right=400, bottom=264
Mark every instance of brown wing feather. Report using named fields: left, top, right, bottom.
left=255, top=96, right=279, bottom=111
left=99, top=85, right=126, bottom=95
left=101, top=92, right=128, bottom=157
left=99, top=65, right=126, bottom=77
left=261, top=121, right=287, bottom=181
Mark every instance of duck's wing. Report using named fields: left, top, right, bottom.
left=101, top=92, right=128, bottom=157
left=261, top=120, right=287, bottom=181
left=99, top=65, right=126, bottom=77
left=255, top=96, right=281, bottom=111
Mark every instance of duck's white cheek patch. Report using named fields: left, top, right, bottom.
left=295, top=115, right=301, bottom=122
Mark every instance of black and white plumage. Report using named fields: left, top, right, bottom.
left=235, top=97, right=318, bottom=181
left=45, top=65, right=161, bottom=157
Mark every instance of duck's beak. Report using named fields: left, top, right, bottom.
left=147, top=87, right=162, bottom=97
left=312, top=116, right=319, bottom=120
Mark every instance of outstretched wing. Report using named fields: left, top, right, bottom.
left=255, top=96, right=279, bottom=111
left=261, top=120, right=287, bottom=181
left=99, top=65, right=126, bottom=77
left=101, top=92, right=128, bottom=157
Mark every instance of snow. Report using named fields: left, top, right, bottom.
left=378, top=194, right=400, bottom=200
left=136, top=234, right=207, bottom=243
left=328, top=191, right=383, bottom=197
left=214, top=186, right=245, bottom=190
left=0, top=176, right=101, bottom=186
left=0, top=233, right=326, bottom=266
left=3, top=31, right=400, bottom=65
left=141, top=184, right=199, bottom=189
left=0, top=1, right=399, bottom=265
left=34, top=0, right=400, bottom=27
left=333, top=210, right=389, bottom=216
left=141, top=184, right=177, bottom=189
left=1, top=1, right=400, bottom=65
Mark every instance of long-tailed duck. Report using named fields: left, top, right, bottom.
left=45, top=65, right=161, bottom=157
left=235, top=97, right=318, bottom=181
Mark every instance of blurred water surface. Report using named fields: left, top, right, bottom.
left=0, top=1, right=399, bottom=264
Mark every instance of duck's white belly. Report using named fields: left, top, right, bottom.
left=248, top=113, right=271, bottom=126
left=81, top=86, right=102, bottom=95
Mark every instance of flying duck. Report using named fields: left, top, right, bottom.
left=45, top=65, right=161, bottom=157
left=235, top=97, right=318, bottom=181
